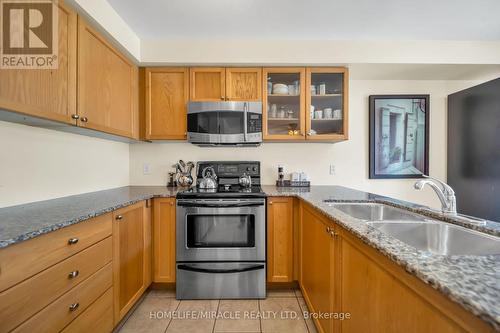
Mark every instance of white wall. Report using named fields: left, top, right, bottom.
left=0, top=121, right=130, bottom=208
left=129, top=79, right=480, bottom=209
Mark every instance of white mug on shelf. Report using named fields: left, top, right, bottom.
left=333, top=109, right=342, bottom=119
left=324, top=108, right=333, bottom=119
left=314, top=110, right=323, bottom=119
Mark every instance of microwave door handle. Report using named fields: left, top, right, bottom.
left=244, top=102, right=248, bottom=142
left=178, top=264, right=264, bottom=274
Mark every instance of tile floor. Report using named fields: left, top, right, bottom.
left=118, top=288, right=317, bottom=333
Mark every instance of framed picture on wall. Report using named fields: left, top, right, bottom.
left=369, top=95, right=430, bottom=179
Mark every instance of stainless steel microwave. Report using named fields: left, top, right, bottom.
left=187, top=101, right=262, bottom=146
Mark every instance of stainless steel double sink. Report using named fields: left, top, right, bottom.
left=324, top=202, right=500, bottom=256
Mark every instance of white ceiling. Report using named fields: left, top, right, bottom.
left=107, top=0, right=500, bottom=41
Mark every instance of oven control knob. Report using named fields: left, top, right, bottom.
left=246, top=167, right=251, bottom=171
left=252, top=167, right=257, bottom=172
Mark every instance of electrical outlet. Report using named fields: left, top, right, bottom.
left=329, top=164, right=336, bottom=175
left=143, top=163, right=151, bottom=175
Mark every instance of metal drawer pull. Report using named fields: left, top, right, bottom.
left=69, top=303, right=79, bottom=311
left=116, top=215, right=123, bottom=221
left=68, top=270, right=79, bottom=279
left=80, top=117, right=88, bottom=123
left=326, top=226, right=331, bottom=233
left=67, top=238, right=79, bottom=245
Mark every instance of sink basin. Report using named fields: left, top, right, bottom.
left=326, top=202, right=428, bottom=222
left=368, top=221, right=500, bottom=256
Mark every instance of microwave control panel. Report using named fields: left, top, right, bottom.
left=247, top=113, right=262, bottom=133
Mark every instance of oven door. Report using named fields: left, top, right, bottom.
left=176, top=198, right=266, bottom=262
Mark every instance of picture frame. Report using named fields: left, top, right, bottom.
left=369, top=95, right=430, bottom=179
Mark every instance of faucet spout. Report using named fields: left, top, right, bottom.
left=414, top=175, right=457, bottom=215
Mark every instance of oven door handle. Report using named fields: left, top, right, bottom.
left=177, top=202, right=264, bottom=208
left=177, top=264, right=265, bottom=274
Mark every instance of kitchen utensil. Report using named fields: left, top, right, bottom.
left=198, top=166, right=218, bottom=189
left=273, top=84, right=288, bottom=95
left=238, top=173, right=252, bottom=188
left=167, top=172, right=177, bottom=187
left=179, top=160, right=186, bottom=171
left=314, top=110, right=323, bottom=119
left=324, top=108, right=333, bottom=119
left=177, top=173, right=193, bottom=187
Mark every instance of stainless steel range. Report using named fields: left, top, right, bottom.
left=176, top=161, right=266, bottom=299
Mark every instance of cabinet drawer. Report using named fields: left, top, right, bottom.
left=61, top=287, right=113, bottom=333
left=0, top=237, right=112, bottom=332
left=12, top=262, right=113, bottom=333
left=0, top=213, right=112, bottom=292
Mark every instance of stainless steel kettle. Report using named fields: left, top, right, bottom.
left=238, top=173, right=252, bottom=188
left=198, top=166, right=218, bottom=189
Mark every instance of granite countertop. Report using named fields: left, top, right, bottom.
left=1, top=185, right=499, bottom=330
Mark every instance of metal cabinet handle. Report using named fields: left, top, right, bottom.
left=326, top=226, right=331, bottom=233
left=80, top=117, right=88, bottom=123
left=69, top=303, right=79, bottom=311
left=116, top=215, right=123, bottom=221
left=71, top=114, right=79, bottom=120
left=68, top=270, right=79, bottom=279
left=68, top=238, right=79, bottom=245
left=269, top=201, right=273, bottom=205
left=170, top=202, right=174, bottom=206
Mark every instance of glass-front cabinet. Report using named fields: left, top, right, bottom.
left=306, top=67, right=348, bottom=141
left=263, top=68, right=306, bottom=140
left=263, top=67, right=348, bottom=141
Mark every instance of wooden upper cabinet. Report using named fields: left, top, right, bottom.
left=263, top=67, right=306, bottom=141
left=112, top=201, right=150, bottom=323
left=190, top=67, right=225, bottom=101
left=306, top=67, right=349, bottom=141
left=153, top=198, right=176, bottom=283
left=0, top=2, right=77, bottom=124
left=189, top=67, right=262, bottom=102
left=144, top=68, right=188, bottom=140
left=267, top=197, right=294, bottom=283
left=77, top=17, right=138, bottom=139
left=226, top=68, right=262, bottom=101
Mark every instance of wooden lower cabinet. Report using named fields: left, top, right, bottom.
left=267, top=197, right=294, bottom=282
left=300, top=203, right=337, bottom=333
left=112, top=201, right=152, bottom=323
left=339, top=227, right=493, bottom=333
left=153, top=198, right=176, bottom=282
left=61, top=288, right=113, bottom=333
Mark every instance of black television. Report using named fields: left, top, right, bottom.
left=447, top=77, right=500, bottom=222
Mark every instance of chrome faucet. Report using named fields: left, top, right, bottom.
left=414, top=175, right=457, bottom=215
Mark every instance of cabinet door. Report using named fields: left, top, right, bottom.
left=145, top=68, right=188, bottom=140
left=263, top=68, right=306, bottom=140
left=340, top=230, right=486, bottom=333
left=267, top=197, right=294, bottom=282
left=300, top=204, right=335, bottom=333
left=226, top=68, right=262, bottom=101
left=153, top=198, right=176, bottom=283
left=112, top=201, right=150, bottom=323
left=78, top=18, right=138, bottom=138
left=306, top=67, right=349, bottom=141
left=0, top=2, right=77, bottom=124
left=190, top=67, right=225, bottom=101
